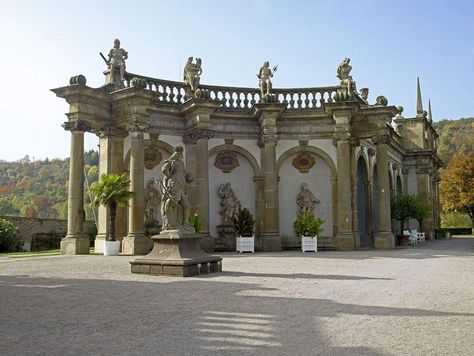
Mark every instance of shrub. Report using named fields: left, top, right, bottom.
left=0, top=219, right=23, bottom=252
left=188, top=211, right=202, bottom=233
left=294, top=211, right=325, bottom=237
left=231, top=206, right=255, bottom=237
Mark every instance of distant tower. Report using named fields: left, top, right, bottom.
left=416, top=77, right=424, bottom=118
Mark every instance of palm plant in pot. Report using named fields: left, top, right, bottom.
left=294, top=211, right=325, bottom=252
left=231, top=206, right=255, bottom=253
left=90, top=173, right=134, bottom=256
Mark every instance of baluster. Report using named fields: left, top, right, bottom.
left=169, top=86, right=176, bottom=102
left=228, top=92, right=235, bottom=108
left=319, top=91, right=326, bottom=106
left=176, top=86, right=183, bottom=103
left=296, top=92, right=303, bottom=108
left=327, top=90, right=334, bottom=103
left=235, top=92, right=242, bottom=108
left=311, top=92, right=317, bottom=108
left=243, top=92, right=250, bottom=108
left=289, top=93, right=296, bottom=108
left=304, top=92, right=310, bottom=108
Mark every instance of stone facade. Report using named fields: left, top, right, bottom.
left=52, top=54, right=441, bottom=254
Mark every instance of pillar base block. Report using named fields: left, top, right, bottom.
left=335, top=233, right=355, bottom=250
left=60, top=235, right=90, bottom=255
left=197, top=232, right=215, bottom=253
left=263, top=232, right=281, bottom=251
left=122, top=234, right=152, bottom=255
left=374, top=232, right=395, bottom=249
left=94, top=234, right=107, bottom=254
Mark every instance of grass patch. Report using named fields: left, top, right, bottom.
left=1, top=247, right=95, bottom=258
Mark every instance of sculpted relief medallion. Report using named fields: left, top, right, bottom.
left=214, top=151, right=240, bottom=173
left=144, top=145, right=162, bottom=170
left=292, top=152, right=315, bottom=173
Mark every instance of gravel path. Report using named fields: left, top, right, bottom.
left=1, top=238, right=473, bottom=355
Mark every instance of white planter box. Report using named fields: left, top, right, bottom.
left=301, top=236, right=317, bottom=252
left=103, top=240, right=121, bottom=256
left=236, top=236, right=255, bottom=253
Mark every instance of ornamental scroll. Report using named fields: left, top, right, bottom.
left=214, top=151, right=240, bottom=173
left=144, top=144, right=162, bottom=170
left=292, top=152, right=315, bottom=173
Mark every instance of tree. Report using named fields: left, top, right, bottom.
left=391, top=194, right=418, bottom=232
left=0, top=218, right=23, bottom=252
left=440, top=153, right=474, bottom=232
left=90, top=173, right=133, bottom=241
left=413, top=200, right=432, bottom=231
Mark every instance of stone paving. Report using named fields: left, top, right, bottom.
left=1, top=238, right=473, bottom=355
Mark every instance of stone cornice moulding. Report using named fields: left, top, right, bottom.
left=62, top=120, right=92, bottom=133
left=93, top=126, right=129, bottom=138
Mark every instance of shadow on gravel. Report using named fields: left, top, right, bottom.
left=1, top=274, right=473, bottom=355
left=208, top=271, right=393, bottom=281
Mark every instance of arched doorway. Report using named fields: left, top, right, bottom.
left=357, top=157, right=371, bottom=247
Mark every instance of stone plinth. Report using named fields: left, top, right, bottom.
left=215, top=224, right=235, bottom=251
left=130, top=230, right=222, bottom=277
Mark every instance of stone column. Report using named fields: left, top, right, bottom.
left=416, top=163, right=434, bottom=239
left=122, top=122, right=150, bottom=255
left=373, top=135, right=395, bottom=249
left=93, top=127, right=127, bottom=253
left=60, top=121, right=91, bottom=255
left=184, top=128, right=214, bottom=252
left=334, top=132, right=355, bottom=250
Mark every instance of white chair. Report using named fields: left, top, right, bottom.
left=411, top=229, right=425, bottom=243
left=404, top=230, right=418, bottom=245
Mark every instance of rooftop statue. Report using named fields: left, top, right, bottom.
left=359, top=88, right=369, bottom=105
left=336, top=58, right=357, bottom=98
left=159, top=146, right=194, bottom=233
left=104, top=39, right=128, bottom=84
left=183, top=57, right=202, bottom=95
left=296, top=183, right=320, bottom=214
left=257, top=61, right=277, bottom=103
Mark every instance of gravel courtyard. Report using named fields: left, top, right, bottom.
left=1, top=238, right=473, bottom=355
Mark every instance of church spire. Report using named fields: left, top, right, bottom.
left=428, top=99, right=433, bottom=123
left=416, top=77, right=424, bottom=117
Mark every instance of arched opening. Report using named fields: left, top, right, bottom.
left=357, top=157, right=371, bottom=247
left=396, top=175, right=402, bottom=196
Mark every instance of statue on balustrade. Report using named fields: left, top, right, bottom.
left=358, top=88, right=369, bottom=105
left=183, top=57, right=202, bottom=96
left=159, top=145, right=194, bottom=233
left=257, top=61, right=277, bottom=103
left=336, top=58, right=357, bottom=100
left=218, top=183, right=240, bottom=224
left=296, top=183, right=320, bottom=213
left=106, top=39, right=128, bottom=84
left=144, top=179, right=161, bottom=227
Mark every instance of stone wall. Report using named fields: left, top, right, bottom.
left=0, top=216, right=97, bottom=251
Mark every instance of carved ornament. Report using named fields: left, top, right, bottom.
left=372, top=135, right=390, bottom=145
left=128, top=120, right=148, bottom=133
left=94, top=127, right=128, bottom=138
left=62, top=121, right=91, bottom=132
left=183, top=129, right=214, bottom=144
left=144, top=144, right=163, bottom=170
left=292, top=152, right=316, bottom=173
left=375, top=96, right=388, bottom=106
left=214, top=151, right=240, bottom=173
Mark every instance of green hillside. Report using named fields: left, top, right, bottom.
left=433, top=117, right=474, bottom=163
left=0, top=151, right=98, bottom=220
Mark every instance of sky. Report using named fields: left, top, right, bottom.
left=0, top=0, right=473, bottom=162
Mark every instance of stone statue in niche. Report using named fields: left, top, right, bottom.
left=334, top=58, right=357, bottom=101
left=144, top=179, right=161, bottom=227
left=106, top=39, right=128, bottom=84
left=218, top=183, right=240, bottom=224
left=159, top=145, right=194, bottom=233
left=183, top=57, right=203, bottom=97
left=257, top=61, right=277, bottom=103
left=296, top=183, right=320, bottom=213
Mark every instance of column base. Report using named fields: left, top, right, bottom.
left=374, top=232, right=395, bottom=249
left=335, top=233, right=355, bottom=250
left=60, top=235, right=90, bottom=255
left=94, top=234, right=107, bottom=254
left=263, top=232, right=281, bottom=251
left=197, top=233, right=215, bottom=253
left=122, top=234, right=152, bottom=255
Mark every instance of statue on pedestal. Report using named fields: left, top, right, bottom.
left=183, top=57, right=202, bottom=95
left=144, top=179, right=161, bottom=227
left=335, top=58, right=357, bottom=101
left=218, top=183, right=240, bottom=224
left=159, top=145, right=194, bottom=233
left=105, top=39, right=128, bottom=84
left=296, top=183, right=320, bottom=213
left=257, top=61, right=277, bottom=103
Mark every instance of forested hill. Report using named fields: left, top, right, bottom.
left=433, top=117, right=474, bottom=163
left=0, top=150, right=98, bottom=220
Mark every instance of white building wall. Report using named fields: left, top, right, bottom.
left=278, top=153, right=333, bottom=243
left=309, top=139, right=337, bottom=168
left=233, top=139, right=260, bottom=167
left=208, top=152, right=255, bottom=239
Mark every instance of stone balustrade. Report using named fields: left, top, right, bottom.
left=124, top=72, right=342, bottom=111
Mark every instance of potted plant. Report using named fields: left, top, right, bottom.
left=91, top=173, right=134, bottom=256
left=188, top=211, right=202, bottom=234
left=231, top=206, right=255, bottom=253
left=294, top=211, right=325, bottom=252
left=390, top=194, right=418, bottom=246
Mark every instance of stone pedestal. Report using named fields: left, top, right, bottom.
left=130, top=230, right=222, bottom=277
left=374, top=232, right=395, bottom=249
left=215, top=224, right=235, bottom=251
left=122, top=234, right=152, bottom=255
left=60, top=235, right=90, bottom=255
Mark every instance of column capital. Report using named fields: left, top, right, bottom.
left=372, top=135, right=390, bottom=145
left=183, top=128, right=214, bottom=144
left=94, top=126, right=128, bottom=138
left=127, top=120, right=149, bottom=134
left=62, top=120, right=92, bottom=132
